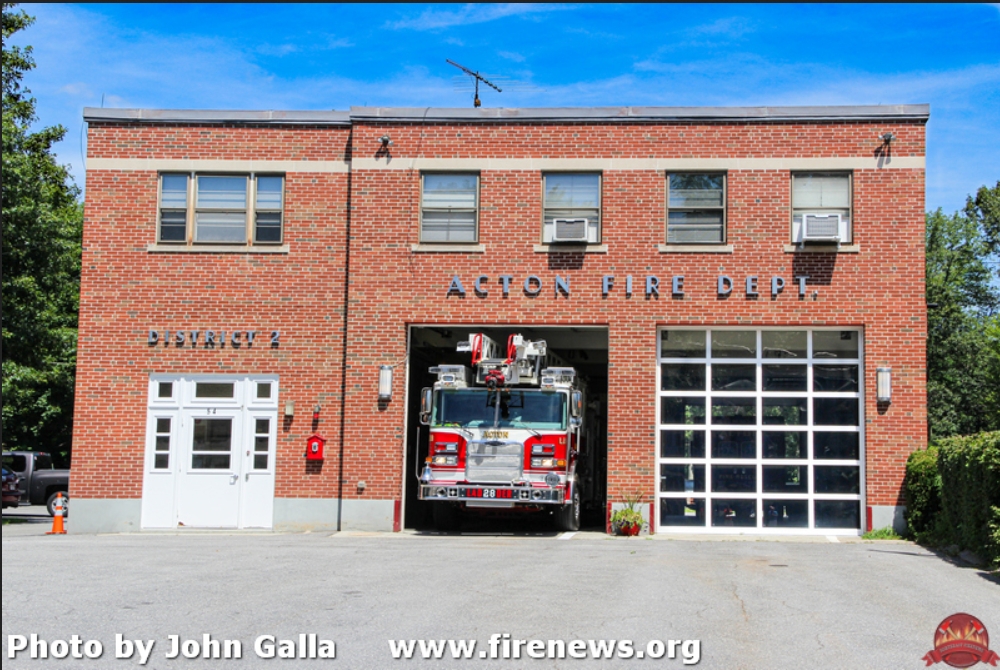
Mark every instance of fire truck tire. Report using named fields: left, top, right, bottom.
left=555, top=487, right=580, bottom=532
left=432, top=503, right=461, bottom=531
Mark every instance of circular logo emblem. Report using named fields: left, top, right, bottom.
left=923, top=613, right=998, bottom=668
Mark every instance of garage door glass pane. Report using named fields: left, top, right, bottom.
left=814, top=466, right=860, bottom=494
left=712, top=331, right=756, bottom=358
left=815, top=500, right=860, bottom=528
left=661, top=364, right=705, bottom=391
left=762, top=331, right=806, bottom=358
left=813, top=331, right=859, bottom=358
left=762, top=431, right=807, bottom=459
left=712, top=364, right=755, bottom=391
left=763, top=500, right=808, bottom=527
left=661, top=397, right=705, bottom=424
left=814, top=398, right=859, bottom=426
left=712, top=499, right=756, bottom=527
left=762, top=465, right=808, bottom=493
left=660, top=464, right=705, bottom=493
left=814, top=432, right=859, bottom=460
left=711, top=397, right=755, bottom=424
left=712, top=431, right=756, bottom=458
left=661, top=330, right=706, bottom=358
left=660, top=498, right=705, bottom=527
left=763, top=398, right=808, bottom=425
left=712, top=466, right=756, bottom=493
left=763, top=365, right=807, bottom=391
left=813, top=365, right=859, bottom=392
left=660, top=430, right=705, bottom=458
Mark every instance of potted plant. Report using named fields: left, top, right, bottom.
left=610, top=493, right=646, bottom=536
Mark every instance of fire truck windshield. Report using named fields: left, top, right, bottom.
left=433, top=389, right=567, bottom=430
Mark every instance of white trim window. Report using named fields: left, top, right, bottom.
left=791, top=172, right=852, bottom=244
left=657, top=328, right=864, bottom=534
left=667, top=173, right=726, bottom=244
left=543, top=173, right=601, bottom=244
left=420, top=173, right=479, bottom=243
left=158, top=173, right=285, bottom=245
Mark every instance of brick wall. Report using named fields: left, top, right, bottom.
left=75, top=114, right=926, bottom=515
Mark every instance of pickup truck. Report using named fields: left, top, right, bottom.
left=1, top=451, right=70, bottom=517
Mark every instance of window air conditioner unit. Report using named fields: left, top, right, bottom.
left=552, top=218, right=589, bottom=243
left=801, top=213, right=841, bottom=243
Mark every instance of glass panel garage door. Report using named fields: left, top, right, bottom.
left=657, top=329, right=863, bottom=533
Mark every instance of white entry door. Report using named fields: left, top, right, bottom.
left=141, top=376, right=278, bottom=529
left=177, top=410, right=243, bottom=528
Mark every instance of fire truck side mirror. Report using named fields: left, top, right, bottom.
left=419, top=387, right=432, bottom=425
left=571, top=391, right=583, bottom=418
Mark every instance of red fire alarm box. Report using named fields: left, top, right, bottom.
left=306, top=433, right=325, bottom=461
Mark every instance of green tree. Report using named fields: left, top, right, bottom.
left=964, top=181, right=1000, bottom=263
left=925, top=203, right=1000, bottom=438
left=1, top=3, right=82, bottom=461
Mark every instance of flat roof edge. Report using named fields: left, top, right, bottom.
left=84, top=104, right=930, bottom=126
left=350, top=104, right=930, bottom=123
left=83, top=108, right=352, bottom=125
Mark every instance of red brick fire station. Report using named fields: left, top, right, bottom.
left=71, top=104, right=928, bottom=535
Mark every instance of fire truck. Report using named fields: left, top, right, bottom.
left=418, top=333, right=585, bottom=531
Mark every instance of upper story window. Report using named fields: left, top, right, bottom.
left=667, top=173, right=726, bottom=244
left=158, top=174, right=284, bottom=245
left=543, top=173, right=601, bottom=244
left=420, top=173, right=478, bottom=243
left=792, top=172, right=852, bottom=244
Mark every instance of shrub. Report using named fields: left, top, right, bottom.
left=904, top=447, right=941, bottom=538
left=936, top=431, right=1000, bottom=567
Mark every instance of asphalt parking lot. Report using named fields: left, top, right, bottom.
left=2, top=511, right=997, bottom=670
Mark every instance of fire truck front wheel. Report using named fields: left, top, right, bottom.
left=555, top=487, right=580, bottom=532
left=432, top=503, right=461, bottom=531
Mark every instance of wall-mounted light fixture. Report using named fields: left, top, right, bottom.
left=378, top=134, right=393, bottom=147
left=378, top=365, right=393, bottom=400
left=876, top=367, right=892, bottom=403
left=284, top=400, right=295, bottom=417
left=880, top=132, right=896, bottom=144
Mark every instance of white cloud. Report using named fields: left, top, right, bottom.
left=689, top=16, right=755, bottom=38
left=498, top=50, right=526, bottom=63
left=387, top=3, right=572, bottom=31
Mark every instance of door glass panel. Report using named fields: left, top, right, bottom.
left=195, top=382, right=235, bottom=398
left=762, top=465, right=809, bottom=493
left=814, top=466, right=860, bottom=493
left=252, top=418, right=270, bottom=470
left=762, top=331, right=806, bottom=358
left=154, top=418, right=171, bottom=470
left=813, top=365, right=859, bottom=392
left=711, top=499, right=756, bottom=527
left=712, top=364, right=755, bottom=391
left=711, top=466, right=756, bottom=493
left=256, top=382, right=272, bottom=399
left=815, top=500, right=860, bottom=529
left=660, top=330, right=706, bottom=358
left=191, top=418, right=232, bottom=469
left=762, top=365, right=807, bottom=391
left=157, top=382, right=173, bottom=398
left=711, top=397, right=756, bottom=424
left=763, top=397, right=808, bottom=425
left=661, top=397, right=706, bottom=424
left=812, top=331, right=859, bottom=358
left=763, top=499, right=808, bottom=527
left=660, top=498, right=705, bottom=527
left=660, top=430, right=705, bottom=458
left=712, top=431, right=756, bottom=458
left=712, top=330, right=756, bottom=358
left=814, top=432, right=860, bottom=460
left=661, top=364, right=705, bottom=391
left=762, top=431, right=807, bottom=459
left=660, top=464, right=705, bottom=493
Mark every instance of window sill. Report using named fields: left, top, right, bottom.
left=410, top=243, right=486, bottom=253
left=533, top=244, right=608, bottom=253
left=783, top=243, right=860, bottom=254
left=147, top=243, right=289, bottom=254
left=658, top=244, right=734, bottom=254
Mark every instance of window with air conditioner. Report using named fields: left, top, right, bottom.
left=543, top=173, right=600, bottom=244
left=420, top=173, right=479, bottom=243
left=158, top=173, right=284, bottom=246
left=792, top=172, right=852, bottom=244
left=667, top=173, right=726, bottom=244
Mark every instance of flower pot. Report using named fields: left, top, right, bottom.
left=616, top=521, right=641, bottom=536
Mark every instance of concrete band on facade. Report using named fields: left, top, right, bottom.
left=72, top=103, right=927, bottom=536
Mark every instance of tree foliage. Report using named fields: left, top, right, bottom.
left=1, top=3, right=82, bottom=459
left=925, top=197, right=1000, bottom=438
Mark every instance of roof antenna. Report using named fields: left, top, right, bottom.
left=446, top=59, right=501, bottom=108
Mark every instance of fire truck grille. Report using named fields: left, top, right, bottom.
left=465, top=440, right=523, bottom=483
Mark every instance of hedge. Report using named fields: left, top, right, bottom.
left=936, top=431, right=1000, bottom=567
left=903, top=447, right=941, bottom=537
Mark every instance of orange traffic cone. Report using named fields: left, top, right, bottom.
left=47, top=493, right=66, bottom=535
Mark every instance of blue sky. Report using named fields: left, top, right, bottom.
left=10, top=3, right=1000, bottom=213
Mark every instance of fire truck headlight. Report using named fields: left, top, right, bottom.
left=432, top=455, right=458, bottom=466
left=531, top=457, right=557, bottom=468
